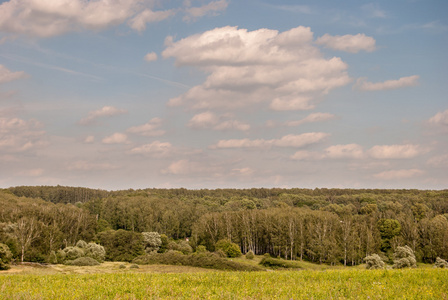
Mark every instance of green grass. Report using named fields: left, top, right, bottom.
left=1, top=267, right=447, bottom=299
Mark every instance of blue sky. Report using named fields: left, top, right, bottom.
left=0, top=0, right=447, bottom=190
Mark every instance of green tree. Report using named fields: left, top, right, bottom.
left=97, top=229, right=144, bottom=262
left=0, top=243, right=13, bottom=270
left=215, top=239, right=242, bottom=258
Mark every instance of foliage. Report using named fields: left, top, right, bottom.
left=142, top=232, right=162, bottom=253
left=76, top=240, right=88, bottom=249
left=364, top=254, right=385, bottom=270
left=84, top=242, right=106, bottom=263
left=63, top=246, right=85, bottom=261
left=245, top=250, right=255, bottom=260
left=0, top=243, right=13, bottom=270
left=130, top=264, right=139, bottom=269
left=393, top=246, right=417, bottom=269
left=259, top=257, right=302, bottom=269
left=119, top=264, right=126, bottom=269
left=215, top=239, right=242, bottom=258
left=434, top=257, right=448, bottom=268
left=133, top=251, right=262, bottom=271
left=64, top=256, right=100, bottom=266
left=97, top=229, right=144, bottom=262
left=196, top=245, right=207, bottom=253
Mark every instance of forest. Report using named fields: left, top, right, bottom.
left=1, top=186, right=448, bottom=266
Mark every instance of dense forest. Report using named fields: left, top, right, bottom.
left=1, top=186, right=448, bottom=266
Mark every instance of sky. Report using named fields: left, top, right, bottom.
left=0, top=0, right=447, bottom=190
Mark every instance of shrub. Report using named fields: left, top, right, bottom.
left=133, top=251, right=262, bottom=271
left=0, top=243, right=13, bottom=270
left=196, top=245, right=207, bottom=253
left=119, top=264, right=126, bottom=269
left=245, top=250, right=255, bottom=260
left=142, top=232, right=162, bottom=253
left=177, top=241, right=193, bottom=255
left=56, top=249, right=66, bottom=264
left=214, top=249, right=226, bottom=258
left=130, top=264, right=139, bottom=269
left=215, top=239, right=242, bottom=258
left=64, top=257, right=100, bottom=266
left=63, top=246, right=84, bottom=261
left=434, top=257, right=448, bottom=268
left=364, top=254, right=385, bottom=270
left=393, top=246, right=416, bottom=269
left=84, top=242, right=106, bottom=263
left=76, top=240, right=88, bottom=249
left=259, top=257, right=302, bottom=269
left=97, top=229, right=144, bottom=262
left=48, top=251, right=58, bottom=264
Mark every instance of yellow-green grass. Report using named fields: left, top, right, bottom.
left=1, top=268, right=447, bottom=299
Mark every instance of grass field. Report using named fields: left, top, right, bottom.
left=1, top=262, right=447, bottom=299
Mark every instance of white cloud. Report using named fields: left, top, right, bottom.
left=66, top=161, right=117, bottom=171
left=0, top=117, right=46, bottom=153
left=144, top=52, right=158, bottom=62
left=102, top=133, right=128, bottom=144
left=161, top=159, right=219, bottom=175
left=316, top=33, right=376, bottom=53
left=325, top=144, right=364, bottom=159
left=368, top=144, right=423, bottom=159
left=129, top=141, right=172, bottom=156
left=232, top=167, right=254, bottom=176
left=0, top=0, right=226, bottom=37
left=286, top=112, right=336, bottom=126
left=291, top=150, right=324, bottom=161
left=83, top=135, right=95, bottom=143
left=129, top=9, right=175, bottom=32
left=428, top=109, right=448, bottom=126
left=79, top=106, right=127, bottom=125
left=355, top=75, right=419, bottom=91
left=210, top=132, right=329, bottom=149
left=163, top=26, right=352, bottom=111
left=0, top=64, right=28, bottom=83
left=127, top=118, right=165, bottom=136
left=183, top=0, right=228, bottom=22
left=373, top=169, right=424, bottom=180
left=188, top=111, right=250, bottom=131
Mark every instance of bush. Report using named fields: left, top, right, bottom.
left=215, top=239, right=242, bottom=258
left=259, top=257, right=302, bottom=269
left=0, top=243, right=13, bottom=270
left=76, top=240, right=88, bottom=249
left=393, top=246, right=416, bottom=269
left=133, top=251, right=262, bottom=271
left=97, top=229, right=144, bottom=262
left=119, top=264, right=126, bottom=269
left=196, top=245, right=207, bottom=253
left=245, top=250, right=255, bottom=260
left=130, top=264, right=139, bottom=269
left=84, top=242, right=106, bottom=263
left=364, top=254, right=385, bottom=270
left=48, top=251, right=58, bottom=264
left=63, top=246, right=84, bottom=261
left=64, top=257, right=100, bottom=266
left=56, top=249, right=66, bottom=264
left=214, top=249, right=227, bottom=258
left=142, top=232, right=162, bottom=253
left=434, top=257, right=448, bottom=268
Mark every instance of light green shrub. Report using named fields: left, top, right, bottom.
left=84, top=242, right=106, bottom=263
left=246, top=250, right=255, bottom=260
left=64, top=257, right=100, bottom=266
left=0, top=243, right=13, bottom=270
left=393, top=246, right=416, bottom=269
left=215, top=239, right=242, bottom=258
left=364, top=254, right=385, bottom=270
left=434, top=257, right=448, bottom=268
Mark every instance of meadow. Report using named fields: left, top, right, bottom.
left=1, top=263, right=447, bottom=299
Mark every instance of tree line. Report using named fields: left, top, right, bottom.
left=1, top=186, right=447, bottom=265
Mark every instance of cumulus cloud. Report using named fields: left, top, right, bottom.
left=355, top=75, right=419, bottom=91
left=129, top=141, right=172, bottom=156
left=373, top=169, right=424, bottom=180
left=79, top=106, right=127, bottom=125
left=316, top=33, right=376, bottom=53
left=428, top=109, right=448, bottom=126
left=368, top=144, right=423, bottom=159
left=291, top=143, right=425, bottom=161
left=210, top=132, right=329, bottom=149
left=83, top=135, right=95, bottom=143
left=427, top=154, right=448, bottom=167
left=126, top=118, right=165, bottom=136
left=286, top=112, right=336, bottom=126
left=144, top=52, right=158, bottom=62
left=128, top=9, right=175, bottom=32
left=0, top=117, right=46, bottom=153
left=183, top=0, right=228, bottom=22
left=0, top=64, right=28, bottom=83
left=0, top=0, right=226, bottom=37
left=18, top=168, right=44, bottom=177
left=102, top=132, right=128, bottom=144
left=232, top=167, right=254, bottom=176
left=161, top=159, right=220, bottom=175
left=163, top=26, right=352, bottom=111
left=188, top=111, right=250, bottom=131
left=325, top=144, right=364, bottom=159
